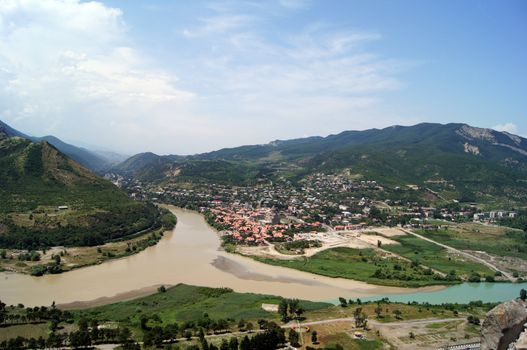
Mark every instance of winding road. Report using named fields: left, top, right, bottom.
left=401, top=229, right=514, bottom=282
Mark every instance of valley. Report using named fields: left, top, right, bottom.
left=1, top=121, right=527, bottom=350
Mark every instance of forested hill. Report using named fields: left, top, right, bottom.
left=114, top=123, right=527, bottom=205
left=198, top=123, right=527, bottom=164
left=0, top=124, right=162, bottom=249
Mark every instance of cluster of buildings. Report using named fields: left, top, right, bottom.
left=473, top=210, right=518, bottom=222
left=205, top=205, right=322, bottom=244
left=111, top=169, right=521, bottom=247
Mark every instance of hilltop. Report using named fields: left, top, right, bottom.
left=0, top=120, right=119, bottom=172
left=0, top=122, right=165, bottom=250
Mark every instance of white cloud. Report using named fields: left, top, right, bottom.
left=493, top=122, right=519, bottom=135
left=0, top=0, right=413, bottom=154
left=0, top=0, right=194, bottom=145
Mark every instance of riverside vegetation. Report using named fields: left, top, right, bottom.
left=0, top=127, right=177, bottom=275
left=0, top=284, right=497, bottom=350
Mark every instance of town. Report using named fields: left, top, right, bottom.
left=106, top=170, right=520, bottom=250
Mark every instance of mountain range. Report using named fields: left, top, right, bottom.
left=0, top=120, right=125, bottom=173
left=2, top=119, right=526, bottom=207
left=110, top=123, right=527, bottom=206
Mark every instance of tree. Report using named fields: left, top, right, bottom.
left=140, top=315, right=149, bottom=330
left=294, top=307, right=304, bottom=320
left=338, top=297, right=348, bottom=307
left=240, top=336, right=251, bottom=350
left=353, top=308, right=367, bottom=328
left=49, top=318, right=59, bottom=332
left=467, top=315, right=480, bottom=325
left=220, top=339, right=229, bottom=350
left=393, top=309, right=403, bottom=320
left=118, top=327, right=132, bottom=345
left=70, top=330, right=91, bottom=348
left=521, top=288, right=527, bottom=301
left=289, top=299, right=300, bottom=318
left=228, top=337, right=238, bottom=350
left=158, top=285, right=167, bottom=293
left=374, top=304, right=382, bottom=318
left=288, top=329, right=300, bottom=347
left=238, top=319, right=246, bottom=330
left=311, top=330, right=318, bottom=344
left=200, top=337, right=209, bottom=350
left=278, top=299, right=289, bottom=322
left=90, top=319, right=99, bottom=342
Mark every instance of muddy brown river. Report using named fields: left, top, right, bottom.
left=0, top=207, right=441, bottom=307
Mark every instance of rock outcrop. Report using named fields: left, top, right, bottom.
left=481, top=299, right=527, bottom=350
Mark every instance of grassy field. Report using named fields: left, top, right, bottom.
left=313, top=323, right=383, bottom=350
left=382, top=234, right=495, bottom=278
left=303, top=298, right=492, bottom=322
left=416, top=223, right=527, bottom=260
left=73, top=284, right=329, bottom=329
left=0, top=323, right=49, bottom=342
left=255, top=247, right=457, bottom=287
left=0, top=283, right=494, bottom=349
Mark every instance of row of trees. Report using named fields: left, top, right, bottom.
left=0, top=301, right=72, bottom=327
left=0, top=319, right=134, bottom=350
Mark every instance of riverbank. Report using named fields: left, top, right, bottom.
left=0, top=207, right=452, bottom=307
left=0, top=226, right=169, bottom=276
left=0, top=283, right=495, bottom=350
left=0, top=207, right=176, bottom=276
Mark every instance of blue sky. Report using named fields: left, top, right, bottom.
left=0, top=0, right=525, bottom=154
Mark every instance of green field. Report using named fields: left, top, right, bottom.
left=73, top=284, right=329, bottom=329
left=0, top=323, right=49, bottom=342
left=323, top=334, right=384, bottom=350
left=0, top=283, right=496, bottom=350
left=255, top=247, right=457, bottom=287
left=382, top=235, right=495, bottom=278
left=416, top=224, right=527, bottom=260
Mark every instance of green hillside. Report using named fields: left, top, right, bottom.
left=0, top=132, right=162, bottom=249
left=114, top=123, right=527, bottom=205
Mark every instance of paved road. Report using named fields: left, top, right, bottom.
left=401, top=229, right=514, bottom=282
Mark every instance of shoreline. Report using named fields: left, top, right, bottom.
left=0, top=204, right=177, bottom=277
left=2, top=205, right=516, bottom=308
left=57, top=284, right=169, bottom=310
left=0, top=225, right=171, bottom=276
left=194, top=205, right=452, bottom=290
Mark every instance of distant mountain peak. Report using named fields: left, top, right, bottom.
left=0, top=119, right=27, bottom=139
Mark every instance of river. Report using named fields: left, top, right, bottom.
left=0, top=207, right=523, bottom=307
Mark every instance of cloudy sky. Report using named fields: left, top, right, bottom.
left=0, top=0, right=525, bottom=155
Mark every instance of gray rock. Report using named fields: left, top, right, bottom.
left=481, top=300, right=527, bottom=350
